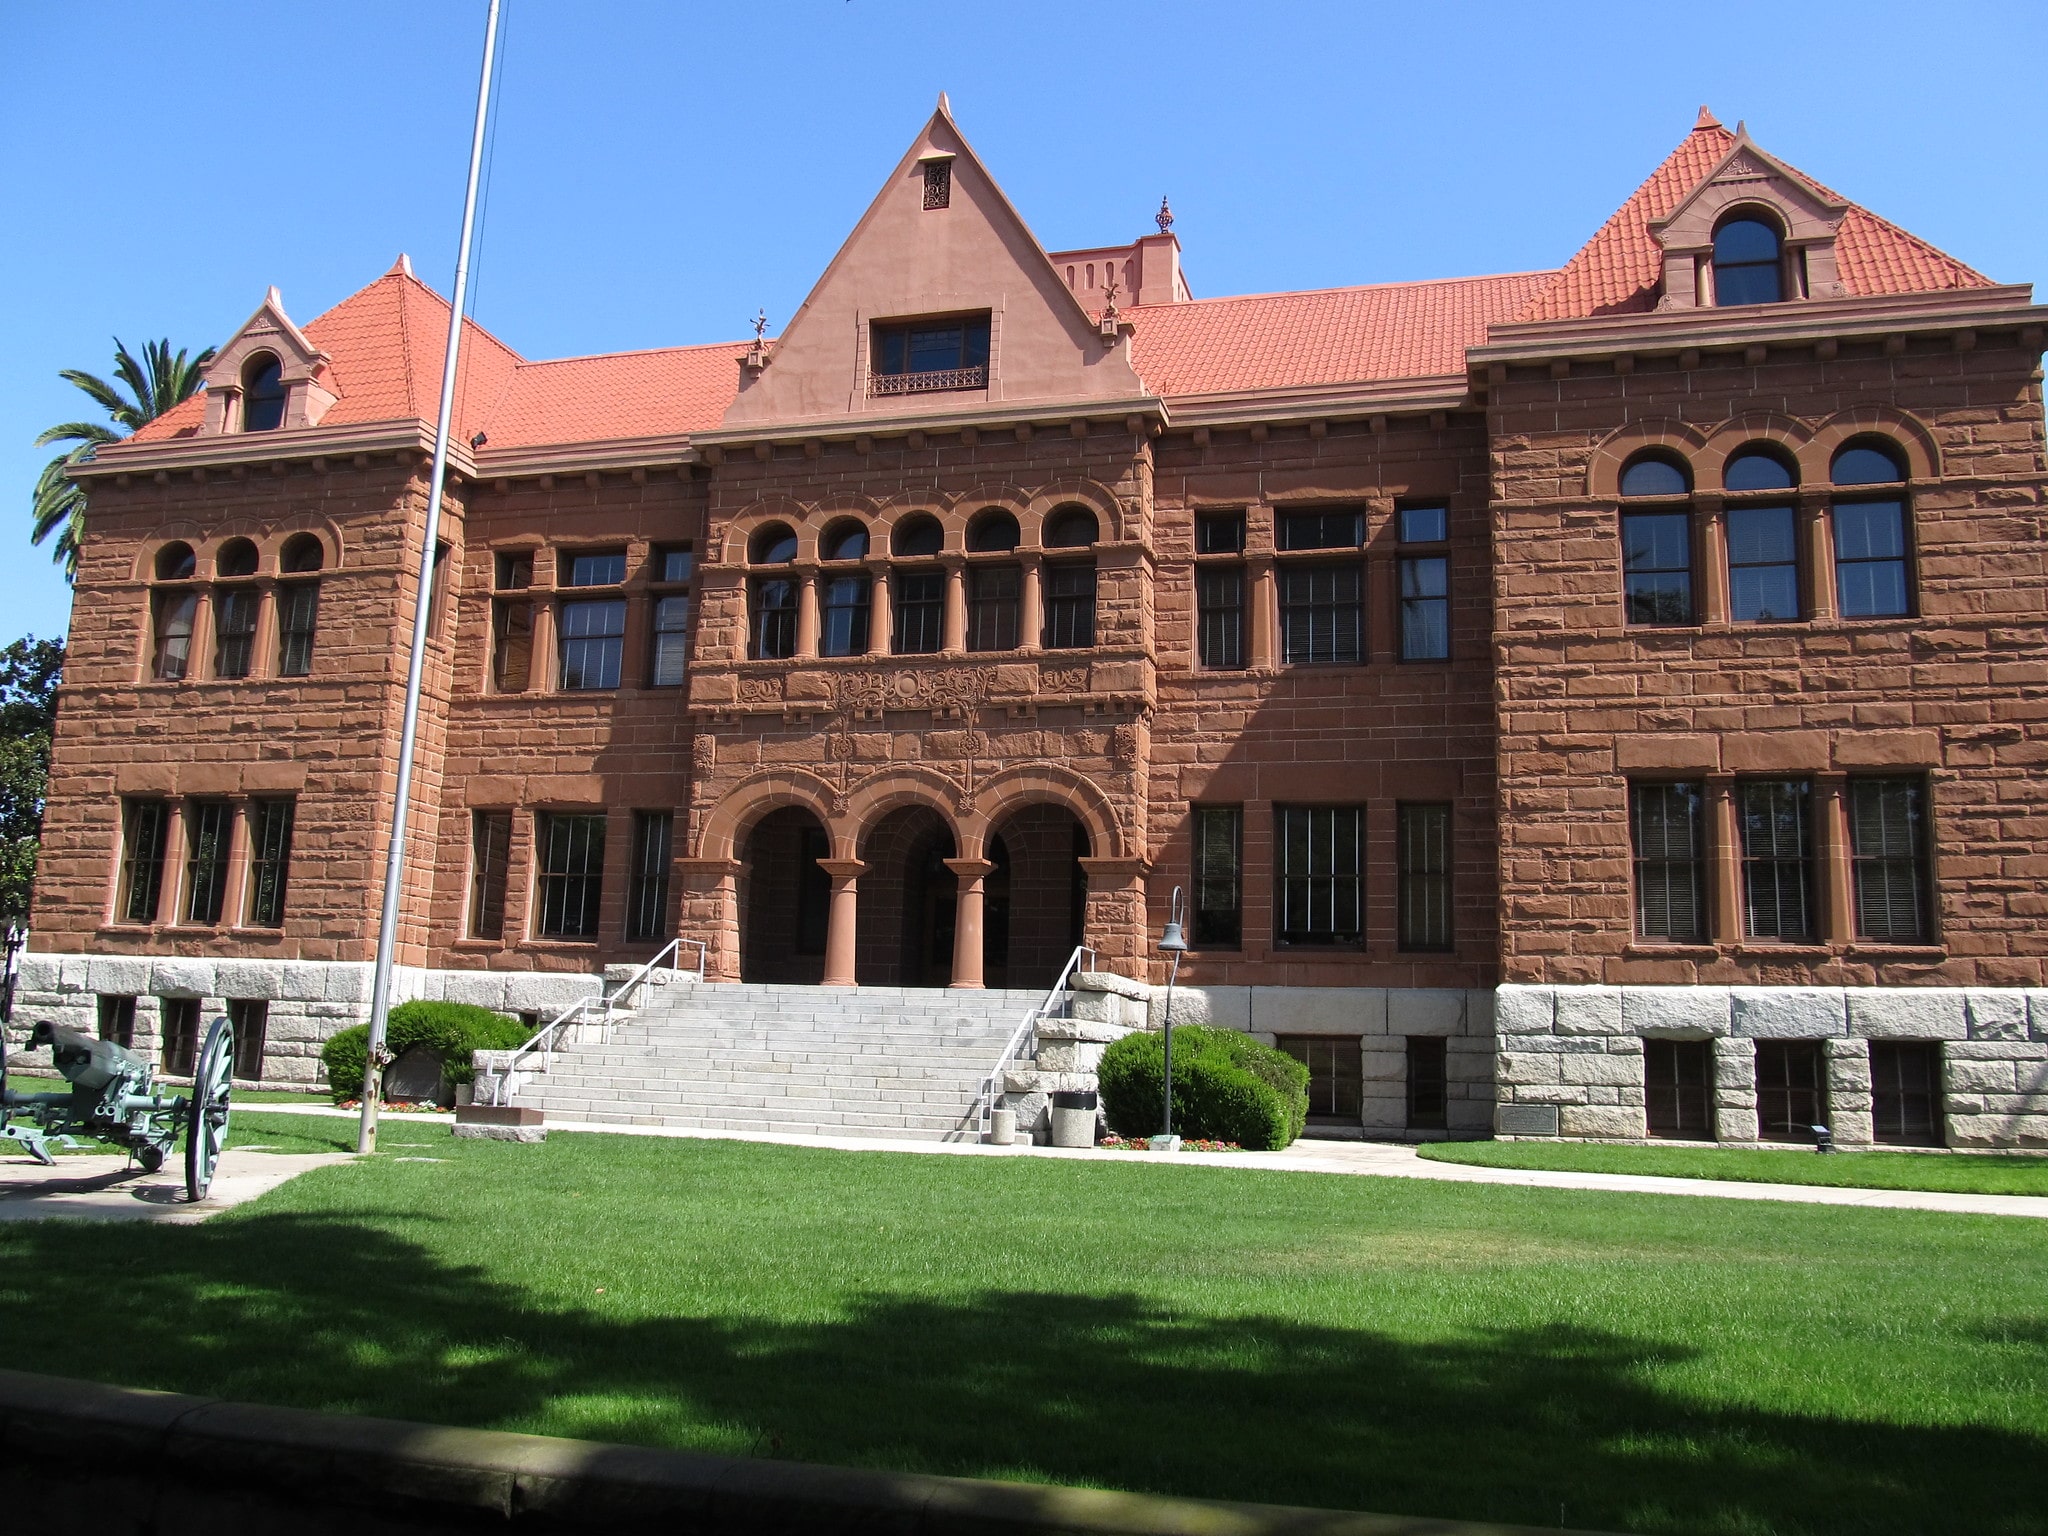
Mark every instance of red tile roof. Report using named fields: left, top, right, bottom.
left=128, top=125, right=2002, bottom=449
left=1124, top=272, right=1556, bottom=396
left=1517, top=116, right=1992, bottom=322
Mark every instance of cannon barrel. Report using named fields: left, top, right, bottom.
left=27, top=1020, right=148, bottom=1095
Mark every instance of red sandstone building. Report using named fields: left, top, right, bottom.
left=20, top=104, right=2048, bottom=1147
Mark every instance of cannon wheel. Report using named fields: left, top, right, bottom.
left=184, top=1015, right=234, bottom=1202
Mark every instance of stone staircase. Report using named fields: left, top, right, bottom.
left=505, top=981, right=1046, bottom=1141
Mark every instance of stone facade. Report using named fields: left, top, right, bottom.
left=18, top=104, right=2048, bottom=1145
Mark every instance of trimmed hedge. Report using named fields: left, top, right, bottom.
left=320, top=1001, right=532, bottom=1104
left=1097, top=1025, right=1310, bottom=1151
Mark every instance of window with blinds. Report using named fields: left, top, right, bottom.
left=1276, top=805, right=1362, bottom=945
left=1630, top=782, right=1706, bottom=942
left=1850, top=777, right=1929, bottom=943
left=1397, top=803, right=1452, bottom=951
left=1191, top=805, right=1241, bottom=947
left=1739, top=779, right=1813, bottom=941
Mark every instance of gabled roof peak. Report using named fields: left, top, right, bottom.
left=1693, top=104, right=1721, bottom=131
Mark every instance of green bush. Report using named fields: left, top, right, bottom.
left=319, top=1000, right=532, bottom=1104
left=1097, top=1025, right=1309, bottom=1151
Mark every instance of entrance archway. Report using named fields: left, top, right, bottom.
left=985, top=804, right=1089, bottom=990
left=856, top=805, right=956, bottom=986
left=739, top=806, right=830, bottom=983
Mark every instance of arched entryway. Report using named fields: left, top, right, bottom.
left=739, top=806, right=831, bottom=983
left=985, top=805, right=1089, bottom=991
left=856, top=805, right=958, bottom=986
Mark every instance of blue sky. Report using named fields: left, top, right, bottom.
left=4, top=0, right=2043, bottom=643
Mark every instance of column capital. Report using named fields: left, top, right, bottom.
left=943, top=857, right=996, bottom=880
left=817, top=858, right=868, bottom=880
left=675, top=856, right=743, bottom=878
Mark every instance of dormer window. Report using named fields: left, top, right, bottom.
left=922, top=158, right=951, bottom=210
left=870, top=314, right=991, bottom=396
left=1712, top=216, right=1784, bottom=306
left=242, top=354, right=287, bottom=431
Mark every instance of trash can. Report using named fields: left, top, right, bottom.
left=1050, top=1089, right=1098, bottom=1149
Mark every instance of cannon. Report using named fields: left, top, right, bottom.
left=1, top=1014, right=234, bottom=1201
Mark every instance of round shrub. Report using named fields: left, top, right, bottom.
left=1097, top=1025, right=1309, bottom=1151
left=320, top=1000, right=532, bottom=1104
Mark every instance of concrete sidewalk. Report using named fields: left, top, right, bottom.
left=240, top=1103, right=2048, bottom=1219
left=0, top=1149, right=355, bottom=1223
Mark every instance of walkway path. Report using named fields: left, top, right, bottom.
left=238, top=1104, right=2048, bottom=1219
left=0, top=1149, right=355, bottom=1223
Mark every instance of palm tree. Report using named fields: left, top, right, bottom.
left=32, top=338, right=215, bottom=580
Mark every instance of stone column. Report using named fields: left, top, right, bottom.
left=944, top=858, right=994, bottom=988
left=818, top=858, right=866, bottom=987
left=1801, top=490, right=1837, bottom=621
left=1367, top=551, right=1396, bottom=663
left=941, top=557, right=967, bottom=654
left=675, top=857, right=744, bottom=982
left=1020, top=554, right=1044, bottom=653
left=1078, top=856, right=1149, bottom=979
left=1248, top=556, right=1276, bottom=669
left=1707, top=774, right=1742, bottom=943
left=530, top=602, right=558, bottom=689
left=1697, top=496, right=1729, bottom=626
left=795, top=567, right=820, bottom=659
left=866, top=567, right=892, bottom=656
left=1713, top=1035, right=1759, bottom=1142
left=1825, top=1036, right=1874, bottom=1145
left=1815, top=773, right=1855, bottom=944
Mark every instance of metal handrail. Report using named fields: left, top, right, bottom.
left=479, top=935, right=702, bottom=1106
left=972, top=944, right=1096, bottom=1139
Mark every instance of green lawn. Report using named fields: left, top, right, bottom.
left=1420, top=1139, right=2048, bottom=1196
left=2, top=1123, right=2045, bottom=1536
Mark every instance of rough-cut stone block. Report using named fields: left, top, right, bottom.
left=1731, top=988, right=1846, bottom=1038
left=1552, top=986, right=1623, bottom=1036
left=1824, top=1037, right=1872, bottom=1091
left=324, top=966, right=375, bottom=1004
left=1496, top=1103, right=1559, bottom=1136
left=215, top=960, right=286, bottom=1002
left=441, top=973, right=513, bottom=1011
left=1715, top=1107, right=1761, bottom=1142
left=1181, top=986, right=1250, bottom=1030
left=276, top=962, right=329, bottom=1003
left=1848, top=988, right=1967, bottom=1039
left=2031, top=993, right=2048, bottom=1043
left=17, top=955, right=62, bottom=995
left=150, top=959, right=215, bottom=999
left=1560, top=1105, right=1644, bottom=1138
left=1497, top=1051, right=1562, bottom=1086
left=1462, top=989, right=1496, bottom=1034
left=1569, top=1052, right=1647, bottom=1087
left=84, top=956, right=153, bottom=997
left=1494, top=985, right=1554, bottom=1035
left=1623, top=986, right=1730, bottom=1038
left=1073, top=971, right=1150, bottom=1000
left=510, top=974, right=604, bottom=1013
left=1386, top=988, right=1465, bottom=1035
left=1946, top=1058, right=2019, bottom=1093
left=1965, top=990, right=2032, bottom=1041
left=1254, top=987, right=1387, bottom=1034
left=1830, top=1111, right=1875, bottom=1146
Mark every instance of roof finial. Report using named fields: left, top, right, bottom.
left=1155, top=196, right=1175, bottom=236
left=1694, top=104, right=1721, bottom=131
left=937, top=90, right=951, bottom=116
left=398, top=252, right=414, bottom=278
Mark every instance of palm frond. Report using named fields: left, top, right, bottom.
left=29, top=451, right=88, bottom=581
left=57, top=367, right=142, bottom=429
left=32, top=421, right=122, bottom=452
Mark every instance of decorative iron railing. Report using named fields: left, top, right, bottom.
left=869, top=364, right=989, bottom=397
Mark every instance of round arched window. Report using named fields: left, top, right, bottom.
left=216, top=538, right=259, bottom=578
left=749, top=524, right=798, bottom=564
left=1723, top=448, right=1796, bottom=492
left=1619, top=454, right=1691, bottom=498
left=280, top=533, right=325, bottom=574
left=1831, top=442, right=1905, bottom=486
left=967, top=511, right=1020, bottom=552
left=242, top=354, right=287, bottom=432
left=822, top=522, right=869, bottom=561
left=1043, top=507, right=1100, bottom=548
left=891, top=515, right=944, bottom=557
left=1713, top=216, right=1783, bottom=306
left=155, top=541, right=197, bottom=580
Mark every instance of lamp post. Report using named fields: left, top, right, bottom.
left=1152, top=887, right=1188, bottom=1153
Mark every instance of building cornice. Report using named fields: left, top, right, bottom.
left=1161, top=376, right=1475, bottom=428
left=688, top=394, right=1169, bottom=451
left=1470, top=286, right=2046, bottom=371
left=69, top=420, right=472, bottom=481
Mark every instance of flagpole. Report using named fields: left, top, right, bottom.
left=358, top=0, right=503, bottom=1155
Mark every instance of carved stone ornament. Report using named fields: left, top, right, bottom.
left=1111, top=723, right=1141, bottom=767
left=833, top=667, right=993, bottom=714
left=738, top=676, right=782, bottom=704
left=692, top=735, right=716, bottom=770
left=1040, top=665, right=1089, bottom=693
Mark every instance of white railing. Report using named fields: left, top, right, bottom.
left=971, top=944, right=1095, bottom=1140
left=475, top=935, right=704, bottom=1107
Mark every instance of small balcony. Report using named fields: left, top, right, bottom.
left=868, top=364, right=989, bottom=398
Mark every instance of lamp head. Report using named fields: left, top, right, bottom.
left=1158, top=920, right=1189, bottom=955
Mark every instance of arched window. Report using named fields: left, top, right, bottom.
left=1713, top=216, right=1783, bottom=306
left=966, top=510, right=1020, bottom=552
left=216, top=538, right=259, bottom=578
left=749, top=524, right=798, bottom=565
left=150, top=544, right=198, bottom=680
left=1617, top=455, right=1694, bottom=626
left=822, top=522, right=869, bottom=561
left=279, top=534, right=325, bottom=574
left=1724, top=447, right=1796, bottom=492
left=242, top=354, right=287, bottom=432
left=891, top=514, right=944, bottom=557
left=1619, top=453, right=1690, bottom=498
left=278, top=535, right=323, bottom=676
left=1043, top=507, right=1100, bottom=548
left=1831, top=441, right=1912, bottom=619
